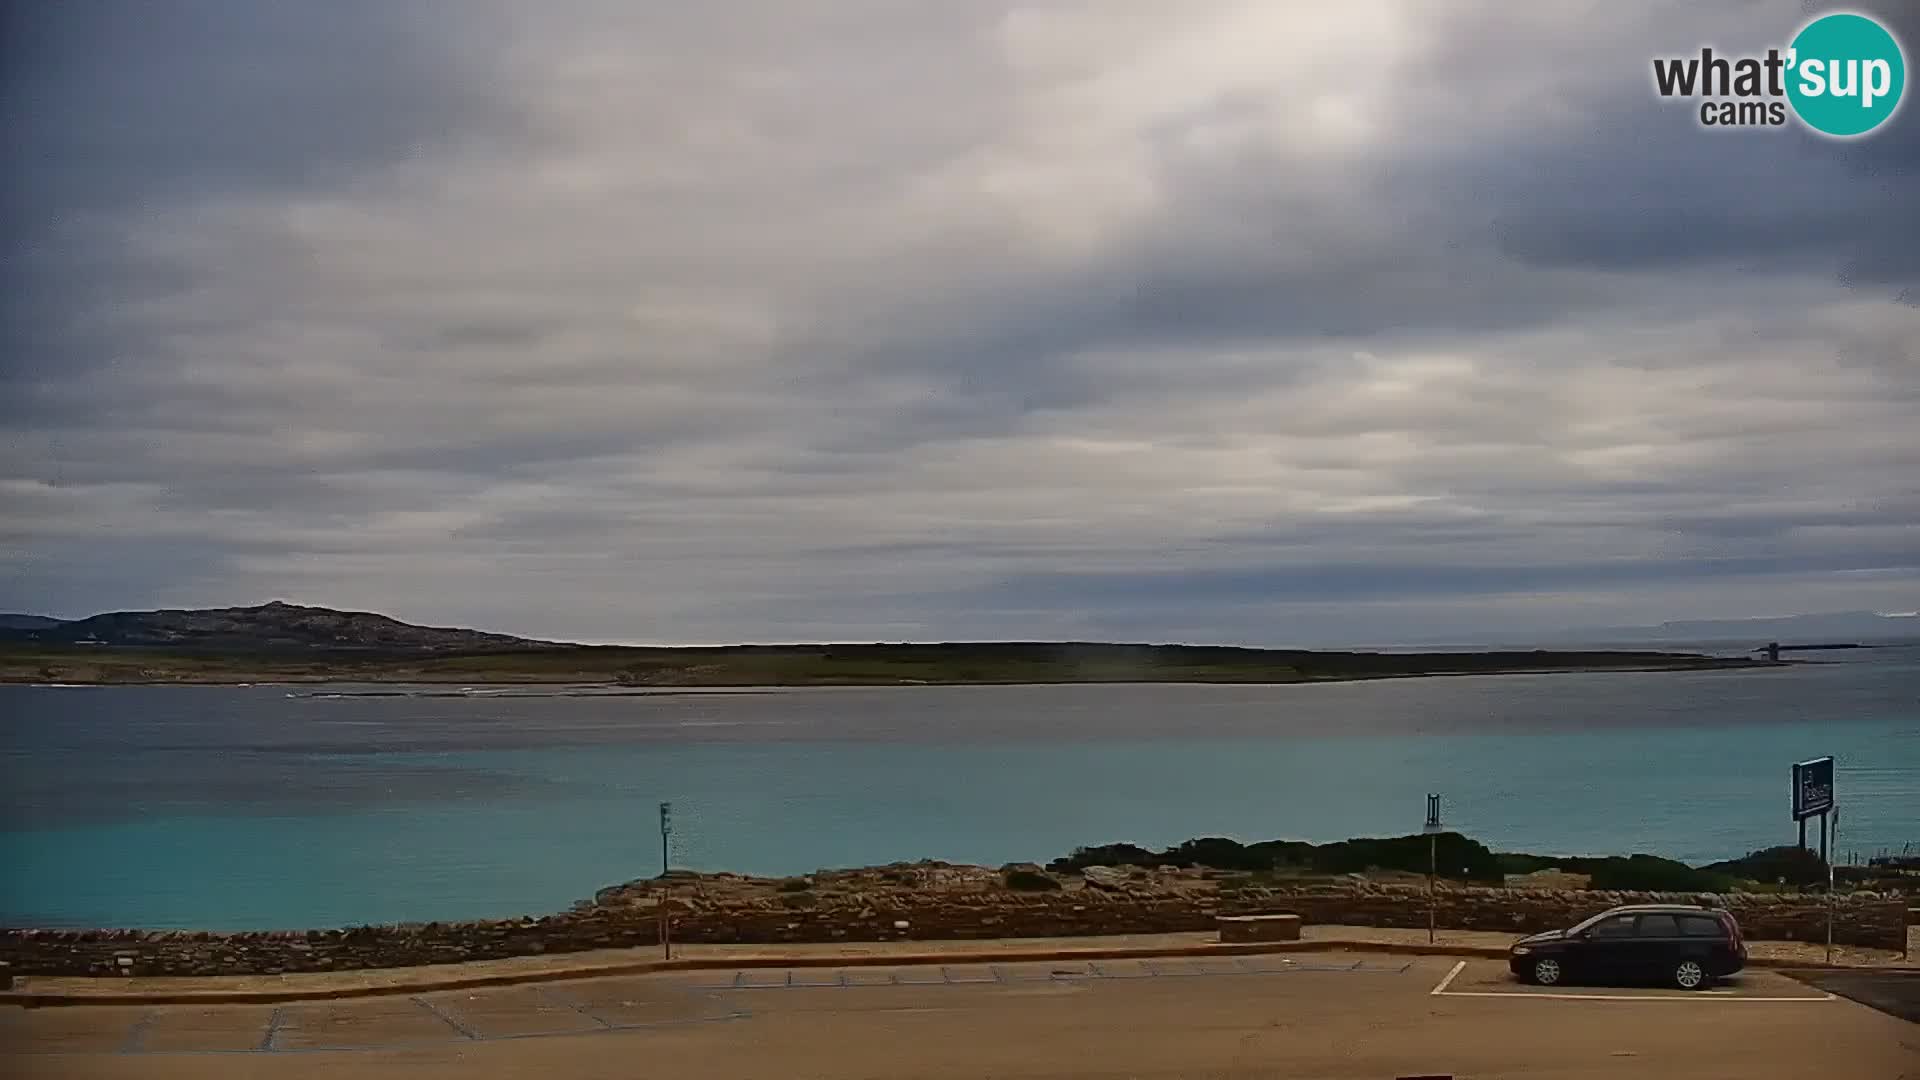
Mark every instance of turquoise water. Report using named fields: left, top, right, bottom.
left=4, top=647, right=1916, bottom=929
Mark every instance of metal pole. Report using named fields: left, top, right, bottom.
left=1826, top=808, right=1837, bottom=964
left=1798, top=817, right=1806, bottom=853
left=659, top=802, right=673, bottom=960
left=1428, top=832, right=1437, bottom=945
left=1424, top=793, right=1440, bottom=946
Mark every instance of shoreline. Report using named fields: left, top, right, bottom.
left=0, top=655, right=1777, bottom=688
left=12, top=829, right=1905, bottom=935
left=3, top=639, right=1783, bottom=689
left=7, top=862, right=1908, bottom=977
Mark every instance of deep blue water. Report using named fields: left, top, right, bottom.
left=3, top=646, right=1916, bottom=930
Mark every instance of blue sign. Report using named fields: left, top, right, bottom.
left=1791, top=757, right=1833, bottom=821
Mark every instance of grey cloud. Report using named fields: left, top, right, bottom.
left=4, top=1, right=1918, bottom=643
left=1474, top=2, right=1920, bottom=288
left=0, top=0, right=537, bottom=405
left=0, top=534, right=271, bottom=619
left=401, top=320, right=560, bottom=352
left=0, top=0, right=527, bottom=221
left=992, top=545, right=1920, bottom=608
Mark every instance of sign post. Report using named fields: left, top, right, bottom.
left=659, top=801, right=673, bottom=878
left=1826, top=805, right=1839, bottom=964
left=1791, top=757, right=1833, bottom=859
left=1422, top=794, right=1444, bottom=945
left=1791, top=756, right=1837, bottom=960
left=659, top=801, right=674, bottom=959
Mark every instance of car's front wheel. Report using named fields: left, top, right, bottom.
left=1672, top=959, right=1709, bottom=991
left=1529, top=957, right=1564, bottom=986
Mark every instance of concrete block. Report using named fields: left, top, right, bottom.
left=1216, top=914, right=1302, bottom=943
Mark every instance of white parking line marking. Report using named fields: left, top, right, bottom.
left=1437, top=989, right=1835, bottom=1002
left=1428, top=961, right=1834, bottom=1003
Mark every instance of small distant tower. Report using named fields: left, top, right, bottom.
left=1765, top=641, right=1781, bottom=662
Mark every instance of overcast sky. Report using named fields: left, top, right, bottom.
left=3, top=1, right=1916, bottom=646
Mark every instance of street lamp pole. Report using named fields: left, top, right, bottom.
left=1423, top=794, right=1443, bottom=945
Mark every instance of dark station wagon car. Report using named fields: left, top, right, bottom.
left=1509, top=904, right=1747, bottom=990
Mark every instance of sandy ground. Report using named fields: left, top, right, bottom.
left=5, top=951, right=1915, bottom=1080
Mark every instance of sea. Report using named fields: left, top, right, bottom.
left=3, top=642, right=1916, bottom=930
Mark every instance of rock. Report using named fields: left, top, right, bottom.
left=1081, top=866, right=1129, bottom=890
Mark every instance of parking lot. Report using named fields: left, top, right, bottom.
left=4, top=952, right=1915, bottom=1079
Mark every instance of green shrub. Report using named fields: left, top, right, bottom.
left=1495, top=852, right=1562, bottom=876
left=1699, top=845, right=1826, bottom=887
left=1582, top=855, right=1736, bottom=893
left=1312, top=833, right=1504, bottom=883
left=1004, top=869, right=1062, bottom=891
left=1160, top=837, right=1269, bottom=871
left=1048, top=843, right=1157, bottom=871
left=1043, top=833, right=1775, bottom=891
left=776, top=877, right=813, bottom=892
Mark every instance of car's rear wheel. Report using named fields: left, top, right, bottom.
left=1672, top=959, right=1708, bottom=991
left=1530, top=957, right=1563, bottom=986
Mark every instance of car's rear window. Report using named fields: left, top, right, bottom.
left=1636, top=914, right=1682, bottom=937
left=1678, top=915, right=1724, bottom=937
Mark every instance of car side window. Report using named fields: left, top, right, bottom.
left=1678, top=915, right=1724, bottom=937
left=1589, top=915, right=1636, bottom=938
left=1636, top=914, right=1682, bottom=937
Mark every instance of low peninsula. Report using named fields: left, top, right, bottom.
left=0, top=601, right=1774, bottom=686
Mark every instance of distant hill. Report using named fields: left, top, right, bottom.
left=0, top=614, right=68, bottom=631
left=0, top=601, right=563, bottom=654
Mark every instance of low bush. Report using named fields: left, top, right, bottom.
left=1495, top=853, right=1562, bottom=876
left=1700, top=845, right=1827, bottom=887
left=1582, top=855, right=1736, bottom=893
left=1048, top=843, right=1157, bottom=872
left=1045, top=834, right=1769, bottom=891
left=1312, top=833, right=1504, bottom=883
left=1004, top=869, right=1062, bottom=891
left=1159, top=837, right=1271, bottom=871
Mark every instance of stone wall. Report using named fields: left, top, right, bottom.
left=3, top=884, right=1905, bottom=978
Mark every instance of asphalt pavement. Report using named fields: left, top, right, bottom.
left=1789, top=968, right=1920, bottom=1023
left=5, top=952, right=1915, bottom=1079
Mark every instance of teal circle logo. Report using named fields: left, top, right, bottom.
left=1786, top=12, right=1906, bottom=137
